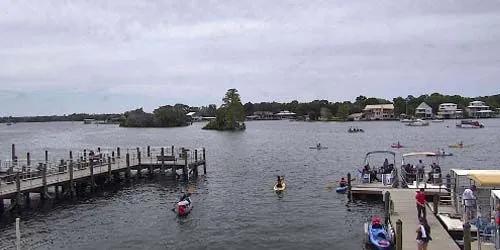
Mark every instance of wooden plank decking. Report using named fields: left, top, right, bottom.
left=389, top=189, right=460, bottom=249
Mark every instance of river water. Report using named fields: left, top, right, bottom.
left=0, top=119, right=499, bottom=250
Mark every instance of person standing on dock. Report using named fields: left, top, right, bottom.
left=416, top=188, right=426, bottom=219
left=461, top=185, right=477, bottom=222
left=416, top=160, right=425, bottom=182
left=416, top=217, right=431, bottom=250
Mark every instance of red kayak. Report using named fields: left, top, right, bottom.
left=391, top=144, right=404, bottom=148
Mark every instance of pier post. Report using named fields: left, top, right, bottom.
left=396, top=219, right=402, bottom=250
left=45, top=150, right=48, bottom=163
left=69, top=156, right=76, bottom=198
left=203, top=148, right=206, bottom=174
left=171, top=145, right=175, bottom=157
left=117, top=147, right=121, bottom=159
left=12, top=144, right=16, bottom=164
left=463, top=222, right=472, bottom=250
left=24, top=193, right=30, bottom=208
left=384, top=191, right=391, bottom=225
left=15, top=173, right=21, bottom=212
left=111, top=151, right=115, bottom=163
left=26, top=152, right=30, bottom=166
left=433, top=194, right=439, bottom=215
left=42, top=164, right=48, bottom=200
left=125, top=153, right=131, bottom=179
left=182, top=149, right=188, bottom=181
left=147, top=146, right=150, bottom=157
left=107, top=156, right=112, bottom=181
left=160, top=147, right=165, bottom=175
left=347, top=172, right=352, bottom=201
left=136, top=147, right=141, bottom=165
left=194, top=149, right=198, bottom=177
left=90, top=156, right=95, bottom=192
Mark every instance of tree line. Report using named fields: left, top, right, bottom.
left=0, top=113, right=123, bottom=123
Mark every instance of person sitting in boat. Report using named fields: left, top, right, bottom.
left=372, top=216, right=383, bottom=229
left=339, top=178, right=347, bottom=187
left=317, top=143, right=321, bottom=148
left=179, top=192, right=191, bottom=204
left=458, top=141, right=464, bottom=147
left=441, top=148, right=446, bottom=155
left=276, top=175, right=283, bottom=188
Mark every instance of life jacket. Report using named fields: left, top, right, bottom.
left=178, top=205, right=186, bottom=214
left=340, top=179, right=347, bottom=184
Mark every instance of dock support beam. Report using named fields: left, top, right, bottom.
left=203, top=148, right=206, bottom=174
left=160, top=147, right=165, bottom=175
left=107, top=156, right=112, bottom=182
left=182, top=149, right=188, bottom=181
left=12, top=144, right=16, bottom=162
left=117, top=147, right=121, bottom=159
left=194, top=149, right=198, bottom=177
left=384, top=191, right=391, bottom=225
left=45, top=150, right=48, bottom=163
left=125, top=153, right=131, bottom=179
left=90, top=158, right=95, bottom=193
left=463, top=222, right=472, bottom=250
left=26, top=152, right=30, bottom=167
left=136, top=148, right=142, bottom=178
left=147, top=146, right=150, bottom=158
left=347, top=172, right=352, bottom=201
left=396, top=219, right=402, bottom=250
left=433, top=194, right=439, bottom=215
left=15, top=173, right=21, bottom=213
left=41, top=164, right=48, bottom=200
left=69, top=151, right=76, bottom=198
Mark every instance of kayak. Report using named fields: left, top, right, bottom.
left=391, top=144, right=403, bottom=148
left=368, top=219, right=392, bottom=249
left=174, top=199, right=193, bottom=216
left=309, top=146, right=328, bottom=149
left=449, top=144, right=467, bottom=148
left=336, top=185, right=348, bottom=193
left=274, top=181, right=286, bottom=192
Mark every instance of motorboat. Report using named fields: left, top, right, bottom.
left=367, top=217, right=392, bottom=250
left=348, top=126, right=364, bottom=133
left=359, top=150, right=398, bottom=186
left=174, top=199, right=193, bottom=216
left=456, top=119, right=484, bottom=128
left=309, top=145, right=328, bottom=149
left=448, top=143, right=467, bottom=148
left=406, top=119, right=429, bottom=126
left=400, top=152, right=447, bottom=189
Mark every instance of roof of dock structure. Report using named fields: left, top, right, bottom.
left=467, top=172, right=500, bottom=187
left=450, top=169, right=500, bottom=176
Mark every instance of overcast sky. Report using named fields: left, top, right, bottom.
left=1, top=0, right=500, bottom=116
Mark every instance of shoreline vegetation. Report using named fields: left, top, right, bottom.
left=1, top=92, right=499, bottom=127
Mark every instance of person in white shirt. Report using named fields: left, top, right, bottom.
left=462, top=185, right=477, bottom=222
left=416, top=160, right=425, bottom=182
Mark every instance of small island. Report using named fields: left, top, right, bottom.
left=203, top=88, right=246, bottom=131
left=120, top=104, right=191, bottom=128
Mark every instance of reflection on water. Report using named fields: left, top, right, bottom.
left=1, top=120, right=499, bottom=249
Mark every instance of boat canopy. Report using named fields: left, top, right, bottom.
left=450, top=169, right=500, bottom=176
left=467, top=173, right=500, bottom=187
left=402, top=152, right=438, bottom=157
left=366, top=150, right=396, bottom=156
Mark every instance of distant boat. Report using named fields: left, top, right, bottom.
left=400, top=119, right=413, bottom=123
left=406, top=119, right=429, bottom=127
left=431, top=119, right=444, bottom=123
left=6, top=122, right=12, bottom=126
left=456, top=119, right=484, bottom=128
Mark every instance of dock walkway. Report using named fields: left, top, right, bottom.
left=389, top=189, right=460, bottom=249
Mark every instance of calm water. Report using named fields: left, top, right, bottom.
left=1, top=120, right=499, bottom=250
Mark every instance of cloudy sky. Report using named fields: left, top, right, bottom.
left=1, top=0, right=500, bottom=116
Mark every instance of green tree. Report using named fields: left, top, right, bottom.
left=203, top=88, right=246, bottom=130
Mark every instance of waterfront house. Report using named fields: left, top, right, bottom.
left=437, top=103, right=463, bottom=119
left=466, top=100, right=494, bottom=118
left=253, top=111, right=274, bottom=120
left=362, top=104, right=395, bottom=120
left=415, top=102, right=433, bottom=119
left=274, top=110, right=297, bottom=120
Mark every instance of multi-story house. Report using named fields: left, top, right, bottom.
left=437, top=103, right=463, bottom=119
left=363, top=104, right=395, bottom=120
left=467, top=101, right=494, bottom=118
left=415, top=102, right=433, bottom=119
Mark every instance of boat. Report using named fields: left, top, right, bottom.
left=448, top=143, right=468, bottom=148
left=367, top=217, right=392, bottom=250
left=431, top=119, right=444, bottom=123
left=400, top=119, right=413, bottom=123
left=456, top=119, right=484, bottom=128
left=309, top=146, right=328, bottom=149
left=406, top=119, right=429, bottom=126
left=358, top=150, right=398, bottom=186
left=390, top=143, right=403, bottom=148
left=427, top=152, right=453, bottom=157
left=335, top=185, right=348, bottom=193
left=274, top=180, right=286, bottom=192
left=348, top=126, right=364, bottom=133
left=399, top=152, right=447, bottom=189
left=174, top=199, right=193, bottom=216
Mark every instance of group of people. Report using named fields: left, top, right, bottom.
left=403, top=159, right=442, bottom=184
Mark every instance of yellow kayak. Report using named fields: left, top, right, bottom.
left=448, top=144, right=467, bottom=148
left=274, top=181, right=286, bottom=191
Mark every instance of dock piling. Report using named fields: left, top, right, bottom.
left=433, top=194, right=439, bottom=215
left=463, top=222, right=472, bottom=250
left=90, top=157, right=95, bottom=192
left=182, top=149, right=188, bottom=180
left=107, top=156, right=112, bottom=181
left=117, top=147, right=121, bottom=159
left=147, top=146, right=150, bottom=157
left=45, top=150, right=48, bottom=163
left=15, top=173, right=21, bottom=212
left=384, top=191, right=391, bottom=225
left=203, top=148, right=206, bottom=174
left=160, top=147, right=165, bottom=174
left=125, top=153, right=131, bottom=178
left=11, top=144, right=16, bottom=163
left=69, top=154, right=75, bottom=198
left=194, top=149, right=198, bottom=177
left=15, top=217, right=21, bottom=250
left=42, top=164, right=48, bottom=200
left=26, top=152, right=30, bottom=166
left=396, top=219, right=402, bottom=250
left=347, top=172, right=352, bottom=201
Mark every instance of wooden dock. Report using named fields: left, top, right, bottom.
left=0, top=145, right=207, bottom=214
left=389, top=189, right=459, bottom=249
